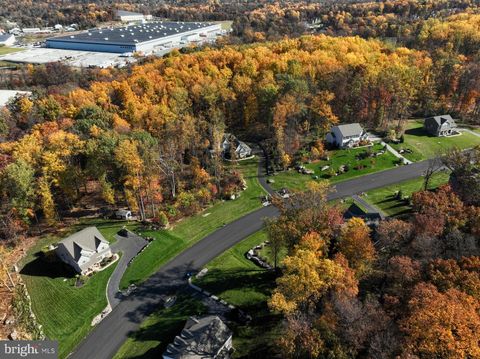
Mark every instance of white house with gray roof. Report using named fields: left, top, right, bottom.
left=326, top=123, right=369, bottom=148
left=163, top=316, right=233, bottom=359
left=55, top=227, right=112, bottom=274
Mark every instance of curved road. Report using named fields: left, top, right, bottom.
left=70, top=159, right=435, bottom=359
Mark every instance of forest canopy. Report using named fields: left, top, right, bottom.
left=2, top=22, right=480, bottom=236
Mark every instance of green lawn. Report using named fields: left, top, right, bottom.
left=193, top=230, right=282, bottom=357
left=390, top=120, right=480, bottom=162
left=119, top=157, right=267, bottom=289
left=113, top=295, right=206, bottom=359
left=257, top=243, right=288, bottom=269
left=269, top=143, right=399, bottom=192
left=0, top=46, right=24, bottom=55
left=20, top=218, right=134, bottom=358
left=363, top=171, right=450, bottom=217
left=115, top=230, right=281, bottom=358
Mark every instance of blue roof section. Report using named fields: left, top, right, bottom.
left=0, top=34, right=13, bottom=42
left=46, top=21, right=216, bottom=46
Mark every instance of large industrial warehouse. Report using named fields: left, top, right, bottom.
left=46, top=21, right=222, bottom=54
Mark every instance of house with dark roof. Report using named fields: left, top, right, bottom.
left=55, top=227, right=112, bottom=274
left=344, top=202, right=384, bottom=226
left=424, top=115, right=457, bottom=137
left=163, top=316, right=233, bottom=359
left=326, top=123, right=369, bottom=148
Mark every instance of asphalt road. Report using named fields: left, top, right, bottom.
left=70, top=159, right=435, bottom=359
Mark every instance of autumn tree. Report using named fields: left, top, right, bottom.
left=401, top=283, right=480, bottom=358
left=267, top=180, right=343, bottom=252
left=337, top=217, right=376, bottom=276
left=0, top=159, right=35, bottom=221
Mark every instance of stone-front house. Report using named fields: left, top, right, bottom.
left=55, top=227, right=112, bottom=274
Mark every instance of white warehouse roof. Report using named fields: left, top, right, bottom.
left=47, top=21, right=218, bottom=47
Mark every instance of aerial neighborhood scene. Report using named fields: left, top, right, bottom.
left=1, top=1, right=480, bottom=358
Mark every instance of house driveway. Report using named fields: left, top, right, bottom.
left=107, top=230, right=148, bottom=307
left=351, top=194, right=386, bottom=219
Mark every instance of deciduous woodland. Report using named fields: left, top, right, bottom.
left=2, top=13, right=480, bottom=236
left=266, top=168, right=480, bottom=358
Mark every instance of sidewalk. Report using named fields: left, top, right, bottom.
left=381, top=141, right=413, bottom=165
left=459, top=128, right=480, bottom=138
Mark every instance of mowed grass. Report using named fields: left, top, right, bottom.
left=114, top=230, right=280, bottom=358
left=390, top=120, right=480, bottom=162
left=113, top=295, right=206, bottom=359
left=194, top=230, right=272, bottom=307
left=20, top=218, right=135, bottom=358
left=269, top=143, right=398, bottom=192
left=257, top=242, right=288, bottom=269
left=119, top=157, right=267, bottom=288
left=363, top=171, right=450, bottom=217
left=193, top=230, right=282, bottom=357
left=0, top=46, right=24, bottom=55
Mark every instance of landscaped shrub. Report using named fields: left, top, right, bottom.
left=220, top=170, right=244, bottom=199
left=195, top=187, right=212, bottom=206
left=176, top=191, right=199, bottom=215
left=358, top=139, right=371, bottom=146
left=325, top=168, right=337, bottom=178
left=157, top=211, right=169, bottom=227
left=166, top=205, right=178, bottom=218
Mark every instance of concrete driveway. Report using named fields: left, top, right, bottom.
left=107, top=230, right=148, bottom=307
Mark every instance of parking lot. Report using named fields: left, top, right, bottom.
left=0, top=47, right=137, bottom=68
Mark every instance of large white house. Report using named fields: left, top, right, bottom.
left=326, top=123, right=369, bottom=148
left=55, top=227, right=112, bottom=274
left=163, top=316, right=233, bottom=359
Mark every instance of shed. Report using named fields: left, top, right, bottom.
left=115, top=209, right=133, bottom=220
